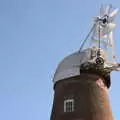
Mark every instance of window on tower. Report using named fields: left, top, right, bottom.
left=64, top=99, right=74, bottom=112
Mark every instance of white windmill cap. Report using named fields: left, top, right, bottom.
left=53, top=48, right=100, bottom=85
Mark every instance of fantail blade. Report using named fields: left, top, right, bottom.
left=110, top=8, right=119, bottom=17
left=100, top=4, right=105, bottom=16
left=104, top=4, right=112, bottom=15
left=108, top=23, right=116, bottom=30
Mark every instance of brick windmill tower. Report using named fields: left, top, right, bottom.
left=50, top=5, right=120, bottom=120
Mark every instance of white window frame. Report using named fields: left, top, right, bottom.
left=64, top=99, right=74, bottom=112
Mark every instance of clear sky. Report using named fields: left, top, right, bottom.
left=0, top=0, right=120, bottom=120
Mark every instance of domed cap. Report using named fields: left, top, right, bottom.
left=53, top=48, right=102, bottom=85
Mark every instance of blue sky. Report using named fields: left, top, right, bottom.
left=0, top=0, right=120, bottom=120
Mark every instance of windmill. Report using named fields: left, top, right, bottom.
left=50, top=5, right=119, bottom=120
